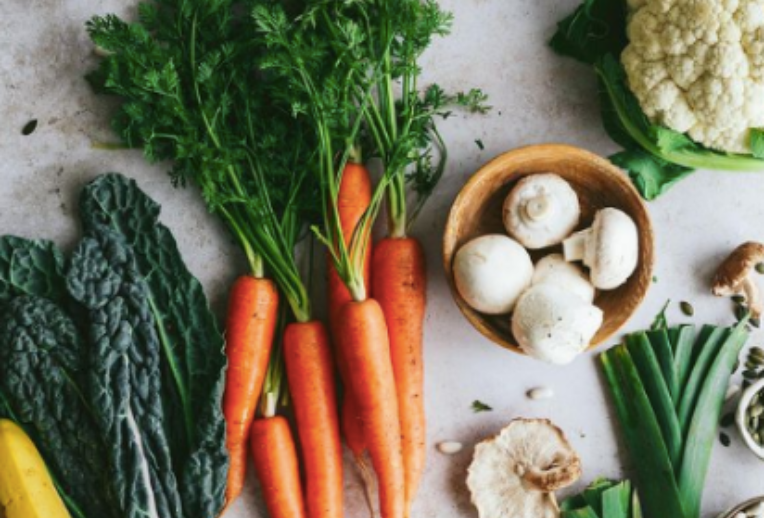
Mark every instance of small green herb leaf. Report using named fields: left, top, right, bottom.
left=471, top=400, right=493, bottom=413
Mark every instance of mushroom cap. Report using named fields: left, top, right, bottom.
left=453, top=235, right=534, bottom=315
left=503, top=174, right=580, bottom=249
left=586, top=208, right=639, bottom=290
left=467, top=418, right=582, bottom=518
left=712, top=242, right=764, bottom=296
left=512, top=284, right=603, bottom=365
left=532, top=253, right=596, bottom=303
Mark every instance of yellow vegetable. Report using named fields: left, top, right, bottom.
left=0, top=419, right=71, bottom=518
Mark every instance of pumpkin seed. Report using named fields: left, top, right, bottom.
left=751, top=404, right=764, bottom=418
left=680, top=301, right=694, bottom=317
left=743, top=369, right=759, bottom=380
left=527, top=387, right=554, bottom=400
left=21, top=119, right=37, bottom=136
left=720, top=432, right=731, bottom=447
left=750, top=416, right=760, bottom=432
left=733, top=295, right=747, bottom=304
left=737, top=304, right=750, bottom=321
left=437, top=441, right=463, bottom=455
left=751, top=318, right=762, bottom=329
left=757, top=263, right=764, bottom=274
left=752, top=346, right=764, bottom=357
left=746, top=360, right=759, bottom=370
left=749, top=353, right=764, bottom=367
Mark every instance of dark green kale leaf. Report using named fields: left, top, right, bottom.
left=0, top=237, right=67, bottom=305
left=0, top=295, right=119, bottom=518
left=67, top=225, right=184, bottom=518
left=78, top=173, right=228, bottom=518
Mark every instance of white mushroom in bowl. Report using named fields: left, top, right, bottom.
left=467, top=418, right=582, bottom=518
left=532, top=253, right=595, bottom=303
left=453, top=235, right=534, bottom=315
left=563, top=208, right=639, bottom=290
left=512, top=284, right=603, bottom=365
left=503, top=173, right=581, bottom=249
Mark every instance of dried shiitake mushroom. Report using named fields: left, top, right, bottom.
left=467, top=418, right=582, bottom=518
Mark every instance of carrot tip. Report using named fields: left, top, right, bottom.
left=355, top=454, right=377, bottom=518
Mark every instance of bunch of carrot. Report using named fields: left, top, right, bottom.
left=87, top=0, right=484, bottom=516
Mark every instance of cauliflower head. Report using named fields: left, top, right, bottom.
left=622, top=0, right=764, bottom=153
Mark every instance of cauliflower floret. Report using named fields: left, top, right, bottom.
left=622, top=0, right=764, bottom=153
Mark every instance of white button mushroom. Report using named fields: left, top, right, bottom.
left=562, top=208, right=639, bottom=290
left=532, top=253, right=596, bottom=303
left=453, top=235, right=534, bottom=315
left=511, top=284, right=603, bottom=365
left=503, top=174, right=581, bottom=249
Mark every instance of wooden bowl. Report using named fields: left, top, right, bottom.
left=443, top=144, right=654, bottom=355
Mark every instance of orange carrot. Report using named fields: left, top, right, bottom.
left=339, top=299, right=405, bottom=518
left=328, top=162, right=373, bottom=451
left=283, top=322, right=343, bottom=518
left=222, top=276, right=279, bottom=509
left=250, top=416, right=307, bottom=518
left=372, top=237, right=427, bottom=511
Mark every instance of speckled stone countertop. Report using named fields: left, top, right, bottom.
left=2, top=0, right=763, bottom=517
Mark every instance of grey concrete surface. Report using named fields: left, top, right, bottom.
left=1, top=0, right=763, bottom=517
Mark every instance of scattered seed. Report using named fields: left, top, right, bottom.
left=750, top=404, right=764, bottom=418
left=746, top=360, right=759, bottom=371
left=743, top=369, right=759, bottom=380
left=437, top=441, right=463, bottom=455
left=749, top=354, right=764, bottom=368
left=652, top=275, right=658, bottom=283
left=752, top=318, right=762, bottom=329
left=737, top=304, right=750, bottom=321
left=720, top=432, right=731, bottom=447
left=721, top=412, right=736, bottom=428
left=21, top=119, right=37, bottom=136
left=752, top=346, right=764, bottom=357
left=757, top=263, right=764, bottom=274
left=527, top=387, right=554, bottom=400
left=680, top=301, right=694, bottom=317
left=733, top=295, right=747, bottom=304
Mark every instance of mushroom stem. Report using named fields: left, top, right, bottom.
left=741, top=276, right=763, bottom=319
left=523, top=194, right=554, bottom=222
left=562, top=229, right=590, bottom=262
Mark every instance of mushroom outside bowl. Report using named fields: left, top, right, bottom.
left=442, top=144, right=655, bottom=356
